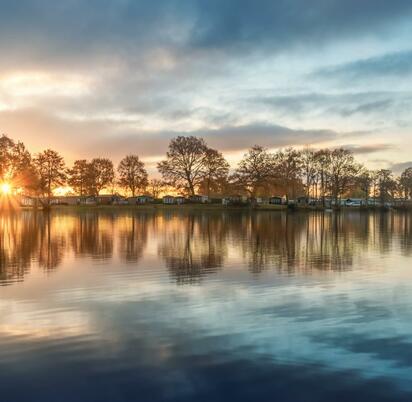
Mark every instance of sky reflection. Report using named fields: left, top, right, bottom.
left=1, top=210, right=412, bottom=401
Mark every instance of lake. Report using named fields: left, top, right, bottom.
left=1, top=209, right=412, bottom=401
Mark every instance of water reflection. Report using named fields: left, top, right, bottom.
left=2, top=210, right=412, bottom=401
left=158, top=213, right=226, bottom=284
left=1, top=210, right=412, bottom=285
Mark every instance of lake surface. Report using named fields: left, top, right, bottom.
left=1, top=209, right=412, bottom=401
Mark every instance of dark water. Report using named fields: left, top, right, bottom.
left=1, top=209, right=412, bottom=402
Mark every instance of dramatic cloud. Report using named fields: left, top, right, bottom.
left=0, top=0, right=411, bottom=168
left=315, top=50, right=412, bottom=81
left=390, top=162, right=412, bottom=175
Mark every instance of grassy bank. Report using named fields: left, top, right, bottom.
left=18, top=202, right=412, bottom=212
left=45, top=203, right=288, bottom=212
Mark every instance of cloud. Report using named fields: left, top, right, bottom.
left=390, top=161, right=412, bottom=174
left=315, top=50, right=412, bottom=81
left=0, top=0, right=411, bottom=168
left=0, top=107, right=350, bottom=162
left=341, top=144, right=395, bottom=155
left=189, top=0, right=412, bottom=54
left=1, top=0, right=412, bottom=72
left=251, top=92, right=408, bottom=121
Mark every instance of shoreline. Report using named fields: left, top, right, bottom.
left=16, top=204, right=412, bottom=212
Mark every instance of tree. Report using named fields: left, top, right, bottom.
left=314, top=149, right=332, bottom=207
left=89, top=158, right=114, bottom=195
left=117, top=155, right=148, bottom=197
left=0, top=135, right=15, bottom=181
left=158, top=136, right=208, bottom=196
left=68, top=160, right=92, bottom=196
left=301, top=148, right=318, bottom=199
left=148, top=179, right=166, bottom=199
left=356, top=168, right=373, bottom=203
left=0, top=134, right=36, bottom=192
left=231, top=145, right=274, bottom=197
left=274, top=147, right=303, bottom=202
left=34, top=149, right=66, bottom=202
left=376, top=169, right=397, bottom=204
left=400, top=167, right=412, bottom=200
left=199, top=148, right=230, bottom=197
left=327, top=148, right=357, bottom=204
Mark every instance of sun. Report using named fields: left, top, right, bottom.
left=1, top=183, right=12, bottom=195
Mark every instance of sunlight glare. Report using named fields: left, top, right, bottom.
left=1, top=183, right=12, bottom=195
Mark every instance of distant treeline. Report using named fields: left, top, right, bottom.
left=1, top=134, right=412, bottom=203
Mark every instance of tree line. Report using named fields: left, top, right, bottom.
left=1, top=134, right=412, bottom=203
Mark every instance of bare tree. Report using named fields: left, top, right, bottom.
left=34, top=149, right=66, bottom=203
left=231, top=145, right=274, bottom=197
left=199, top=148, right=230, bottom=197
left=377, top=169, right=397, bottom=204
left=148, top=179, right=166, bottom=199
left=158, top=136, right=208, bottom=196
left=89, top=158, right=114, bottom=195
left=357, top=168, right=373, bottom=204
left=400, top=167, right=412, bottom=200
left=314, top=149, right=331, bottom=207
left=274, top=147, right=303, bottom=202
left=327, top=149, right=358, bottom=205
left=68, top=160, right=91, bottom=196
left=118, top=155, right=148, bottom=197
left=301, top=148, right=318, bottom=199
left=0, top=134, right=36, bottom=192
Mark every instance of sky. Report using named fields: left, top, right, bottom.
left=0, top=0, right=412, bottom=175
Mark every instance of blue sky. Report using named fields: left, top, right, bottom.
left=0, top=0, right=411, bottom=173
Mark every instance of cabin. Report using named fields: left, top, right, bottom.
left=84, top=197, right=97, bottom=205
left=175, top=196, right=186, bottom=205
left=138, top=195, right=154, bottom=204
left=95, top=194, right=126, bottom=205
left=20, top=196, right=36, bottom=207
left=129, top=195, right=155, bottom=205
left=50, top=196, right=81, bottom=205
left=163, top=195, right=175, bottom=204
left=189, top=195, right=209, bottom=203
left=222, top=195, right=245, bottom=206
left=269, top=196, right=283, bottom=205
left=296, top=197, right=318, bottom=206
left=255, top=197, right=269, bottom=205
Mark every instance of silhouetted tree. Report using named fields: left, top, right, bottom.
left=117, top=155, right=148, bottom=197
left=199, top=148, right=230, bottom=197
left=158, top=136, right=208, bottom=196
left=314, top=149, right=331, bottom=207
left=377, top=169, right=397, bottom=204
left=0, top=134, right=37, bottom=193
left=148, top=179, right=165, bottom=199
left=301, top=147, right=318, bottom=199
left=231, top=145, right=274, bottom=197
left=34, top=149, right=66, bottom=202
left=274, top=147, right=303, bottom=202
left=89, top=158, right=114, bottom=195
left=356, top=168, right=373, bottom=204
left=400, top=167, right=412, bottom=200
left=327, top=149, right=357, bottom=204
left=68, top=160, right=92, bottom=196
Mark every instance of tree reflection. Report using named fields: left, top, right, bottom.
left=158, top=212, right=227, bottom=284
left=70, top=212, right=114, bottom=260
left=0, top=210, right=412, bottom=286
left=37, top=212, right=66, bottom=271
left=0, top=212, right=39, bottom=283
left=118, top=214, right=149, bottom=263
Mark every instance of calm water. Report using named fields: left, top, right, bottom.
left=1, top=210, right=412, bottom=401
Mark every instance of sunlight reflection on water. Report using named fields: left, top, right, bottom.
left=1, top=209, right=412, bottom=401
